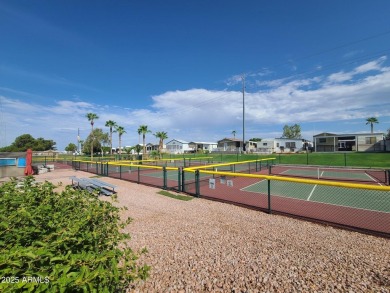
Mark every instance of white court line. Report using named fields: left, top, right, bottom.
left=307, top=184, right=318, bottom=201
left=365, top=172, right=383, bottom=186
left=240, top=179, right=267, bottom=191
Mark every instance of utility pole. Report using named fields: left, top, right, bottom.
left=242, top=74, right=245, bottom=153
left=77, top=128, right=80, bottom=153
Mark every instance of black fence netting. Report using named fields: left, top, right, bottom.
left=71, top=159, right=390, bottom=237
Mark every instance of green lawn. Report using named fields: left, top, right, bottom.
left=55, top=152, right=390, bottom=169
left=160, top=152, right=390, bottom=168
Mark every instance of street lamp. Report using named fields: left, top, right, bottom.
left=242, top=74, right=245, bottom=153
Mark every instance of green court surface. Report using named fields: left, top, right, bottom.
left=281, top=169, right=377, bottom=181
left=282, top=169, right=377, bottom=182
left=242, top=180, right=390, bottom=213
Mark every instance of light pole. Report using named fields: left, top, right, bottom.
left=242, top=74, right=245, bottom=153
left=77, top=128, right=80, bottom=154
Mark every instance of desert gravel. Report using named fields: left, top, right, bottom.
left=35, top=169, right=390, bottom=292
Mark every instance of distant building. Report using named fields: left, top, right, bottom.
left=313, top=132, right=385, bottom=152
left=217, top=138, right=244, bottom=152
left=146, top=143, right=159, bottom=153
left=165, top=139, right=191, bottom=154
left=188, top=141, right=218, bottom=153
left=258, top=138, right=310, bottom=153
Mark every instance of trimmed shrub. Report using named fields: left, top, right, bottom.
left=0, top=177, right=149, bottom=292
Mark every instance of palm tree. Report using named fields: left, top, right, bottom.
left=115, top=126, right=126, bottom=159
left=138, top=125, right=151, bottom=157
left=154, top=131, right=168, bottom=153
left=366, top=117, right=379, bottom=133
left=132, top=144, right=143, bottom=159
left=86, top=113, right=99, bottom=161
left=232, top=130, right=236, bottom=139
left=105, top=120, right=117, bottom=155
left=137, top=128, right=142, bottom=144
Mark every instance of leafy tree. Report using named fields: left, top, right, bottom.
left=138, top=125, right=151, bottom=157
left=132, top=144, right=143, bottom=156
left=34, top=137, right=56, bottom=151
left=0, top=134, right=56, bottom=152
left=249, top=138, right=262, bottom=142
left=149, top=150, right=160, bottom=160
left=123, top=147, right=133, bottom=160
left=105, top=120, right=117, bottom=155
left=282, top=124, right=302, bottom=139
left=93, top=129, right=110, bottom=157
left=116, top=126, right=126, bottom=157
left=154, top=131, right=168, bottom=154
left=86, top=113, right=99, bottom=161
left=366, top=117, right=379, bottom=133
left=13, top=134, right=35, bottom=149
left=82, top=129, right=103, bottom=155
left=65, top=143, right=77, bottom=153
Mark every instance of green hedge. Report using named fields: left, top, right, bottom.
left=0, top=177, right=149, bottom=292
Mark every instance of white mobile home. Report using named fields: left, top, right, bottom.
left=165, top=139, right=191, bottom=154
left=188, top=141, right=218, bottom=153
left=258, top=138, right=308, bottom=153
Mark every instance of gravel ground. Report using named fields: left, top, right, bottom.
left=34, top=169, right=390, bottom=292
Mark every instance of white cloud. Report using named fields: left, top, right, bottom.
left=327, top=71, right=354, bottom=83
left=327, top=56, right=387, bottom=84
left=355, top=56, right=387, bottom=73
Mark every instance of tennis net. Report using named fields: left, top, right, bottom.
left=269, top=165, right=389, bottom=185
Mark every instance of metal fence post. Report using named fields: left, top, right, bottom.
left=163, top=167, right=167, bottom=190
left=181, top=168, right=185, bottom=192
left=120, top=165, right=122, bottom=179
left=387, top=169, right=390, bottom=186
left=344, top=152, right=347, bottom=166
left=195, top=170, right=200, bottom=198
left=137, top=166, right=140, bottom=184
left=267, top=179, right=271, bottom=214
left=178, top=167, right=182, bottom=192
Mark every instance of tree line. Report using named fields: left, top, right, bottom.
left=0, top=134, right=56, bottom=152
left=77, top=113, right=169, bottom=160
left=1, top=117, right=388, bottom=153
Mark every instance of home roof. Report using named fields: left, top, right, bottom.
left=218, top=137, right=242, bottom=142
left=166, top=139, right=189, bottom=144
left=313, top=132, right=384, bottom=137
left=262, top=138, right=305, bottom=141
left=188, top=141, right=217, bottom=145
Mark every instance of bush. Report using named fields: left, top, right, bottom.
left=0, top=177, right=149, bottom=292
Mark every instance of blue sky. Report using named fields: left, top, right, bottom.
left=1, top=0, right=390, bottom=150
